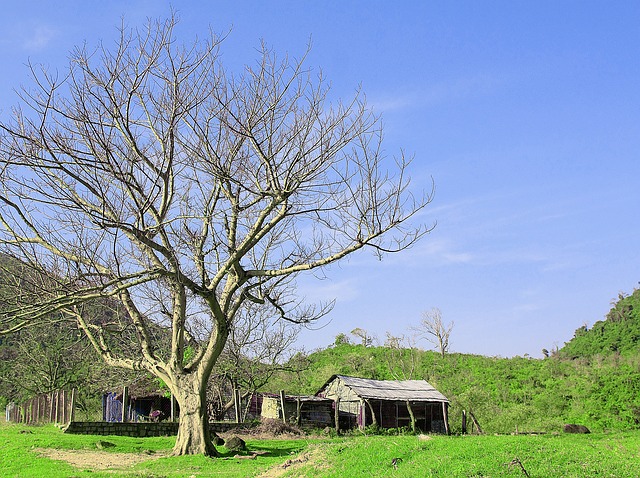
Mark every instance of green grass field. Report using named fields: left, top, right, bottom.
left=1, top=423, right=640, bottom=477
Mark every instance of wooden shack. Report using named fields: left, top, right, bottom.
left=260, top=393, right=334, bottom=428
left=317, top=375, right=450, bottom=433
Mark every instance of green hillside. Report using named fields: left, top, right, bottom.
left=270, top=344, right=640, bottom=434
left=560, top=288, right=640, bottom=358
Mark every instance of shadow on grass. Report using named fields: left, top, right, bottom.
left=215, top=442, right=305, bottom=459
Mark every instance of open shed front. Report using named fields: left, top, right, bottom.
left=317, top=375, right=450, bottom=434
left=367, top=399, right=448, bottom=432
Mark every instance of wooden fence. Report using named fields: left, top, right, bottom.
left=5, top=389, right=76, bottom=425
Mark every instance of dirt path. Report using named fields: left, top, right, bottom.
left=35, top=448, right=167, bottom=471
left=256, top=446, right=327, bottom=478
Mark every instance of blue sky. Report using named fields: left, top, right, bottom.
left=1, top=1, right=638, bottom=357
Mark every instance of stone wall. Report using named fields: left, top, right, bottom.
left=64, top=421, right=244, bottom=437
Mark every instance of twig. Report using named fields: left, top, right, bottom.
left=505, top=457, right=531, bottom=477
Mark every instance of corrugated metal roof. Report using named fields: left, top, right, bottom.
left=264, top=394, right=332, bottom=403
left=335, top=375, right=449, bottom=402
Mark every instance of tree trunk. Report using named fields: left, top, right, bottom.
left=172, top=374, right=218, bottom=457
left=406, top=400, right=416, bottom=433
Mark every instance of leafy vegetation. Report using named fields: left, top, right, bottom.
left=560, top=288, right=640, bottom=358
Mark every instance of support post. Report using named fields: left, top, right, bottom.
left=170, top=394, right=176, bottom=422
left=296, top=396, right=301, bottom=426
left=334, top=398, right=340, bottom=434
left=121, top=386, right=129, bottom=423
left=279, top=390, right=287, bottom=423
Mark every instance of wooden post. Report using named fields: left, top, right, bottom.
left=442, top=402, right=450, bottom=435
left=406, top=401, right=416, bottom=433
left=69, top=388, right=77, bottom=423
left=234, top=388, right=241, bottom=424
left=170, top=394, right=176, bottom=421
left=62, top=390, right=67, bottom=424
left=55, top=391, right=61, bottom=424
left=334, top=398, right=340, bottom=434
left=462, top=409, right=467, bottom=434
left=49, top=392, right=55, bottom=423
left=296, top=396, right=301, bottom=426
left=121, top=386, right=129, bottom=423
left=279, top=390, right=287, bottom=423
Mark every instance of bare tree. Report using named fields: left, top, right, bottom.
left=0, top=16, right=433, bottom=456
left=383, top=332, right=419, bottom=380
left=413, top=308, right=453, bottom=358
left=351, top=327, right=374, bottom=347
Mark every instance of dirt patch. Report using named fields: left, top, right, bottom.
left=35, top=448, right=168, bottom=471
left=256, top=445, right=328, bottom=478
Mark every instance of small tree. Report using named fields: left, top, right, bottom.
left=0, top=16, right=432, bottom=456
left=333, top=333, right=351, bottom=346
left=383, top=332, right=418, bottom=380
left=351, top=327, right=374, bottom=347
left=414, top=308, right=453, bottom=358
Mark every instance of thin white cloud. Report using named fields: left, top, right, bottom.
left=297, top=277, right=360, bottom=304
left=386, top=237, right=475, bottom=266
left=22, top=25, right=57, bottom=51
left=370, top=72, right=509, bottom=114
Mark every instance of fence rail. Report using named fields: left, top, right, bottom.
left=5, top=389, right=76, bottom=425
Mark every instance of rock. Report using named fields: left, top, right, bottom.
left=224, top=436, right=246, bottom=452
left=563, top=424, right=590, bottom=434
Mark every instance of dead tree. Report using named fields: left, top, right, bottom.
left=413, top=308, right=454, bottom=358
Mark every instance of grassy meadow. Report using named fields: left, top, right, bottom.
left=2, top=423, right=640, bottom=477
